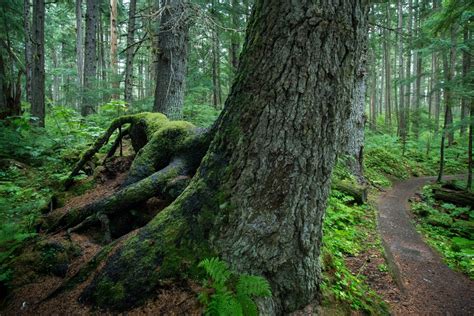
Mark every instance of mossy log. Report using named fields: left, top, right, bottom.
left=331, top=179, right=367, bottom=204
left=433, top=188, right=474, bottom=208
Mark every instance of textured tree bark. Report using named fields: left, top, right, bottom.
left=153, top=0, right=190, bottom=119
left=124, top=0, right=137, bottom=106
left=54, top=1, right=367, bottom=314
left=75, top=0, right=83, bottom=110
left=31, top=0, right=45, bottom=127
left=82, top=0, right=98, bottom=116
left=24, top=0, right=32, bottom=105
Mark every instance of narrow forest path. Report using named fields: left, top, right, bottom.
left=377, top=176, right=474, bottom=315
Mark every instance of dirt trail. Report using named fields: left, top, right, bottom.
left=377, top=176, right=474, bottom=315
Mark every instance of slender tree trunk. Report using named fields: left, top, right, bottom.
left=110, top=0, right=119, bottom=99
left=428, top=53, right=434, bottom=121
left=397, top=0, right=406, bottom=148
left=468, top=100, right=473, bottom=190
left=384, top=3, right=392, bottom=127
left=211, top=0, right=222, bottom=109
left=229, top=0, right=240, bottom=74
left=62, top=1, right=368, bottom=314
left=153, top=0, right=190, bottom=119
left=461, top=28, right=470, bottom=137
left=31, top=0, right=45, bottom=126
left=438, top=26, right=458, bottom=181
left=24, top=0, right=32, bottom=105
left=443, top=27, right=457, bottom=147
left=370, top=50, right=377, bottom=129
left=413, top=0, right=422, bottom=139
left=82, top=0, right=98, bottom=116
left=52, top=47, right=60, bottom=103
left=124, top=0, right=137, bottom=106
left=433, top=52, right=440, bottom=133
left=75, top=0, right=83, bottom=110
left=99, top=13, right=108, bottom=102
left=404, top=0, right=413, bottom=136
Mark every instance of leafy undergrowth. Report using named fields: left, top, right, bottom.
left=321, top=189, right=390, bottom=315
left=364, top=131, right=468, bottom=187
left=411, top=184, right=474, bottom=278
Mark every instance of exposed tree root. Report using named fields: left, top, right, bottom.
left=45, top=157, right=192, bottom=234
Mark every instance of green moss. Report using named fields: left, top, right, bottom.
left=94, top=277, right=125, bottom=306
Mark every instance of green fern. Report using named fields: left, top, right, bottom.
left=198, top=257, right=272, bottom=316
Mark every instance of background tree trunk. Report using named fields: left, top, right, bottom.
left=24, top=0, right=32, bottom=105
left=153, top=0, right=190, bottom=119
left=31, top=0, right=45, bottom=127
left=75, top=0, right=83, bottom=110
left=124, top=0, right=137, bottom=106
left=384, top=3, right=392, bottom=127
left=82, top=0, right=98, bottom=116
left=211, top=2, right=222, bottom=109
left=397, top=0, right=406, bottom=147
left=110, top=0, right=119, bottom=99
left=75, top=1, right=368, bottom=314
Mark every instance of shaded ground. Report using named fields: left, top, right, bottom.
left=1, top=154, right=202, bottom=315
left=377, top=176, right=474, bottom=315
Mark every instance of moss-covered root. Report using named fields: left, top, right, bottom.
left=65, top=116, right=134, bottom=188
left=77, top=179, right=217, bottom=310
left=45, top=157, right=191, bottom=233
left=65, top=112, right=169, bottom=189
left=122, top=121, right=196, bottom=187
left=104, top=127, right=130, bottom=161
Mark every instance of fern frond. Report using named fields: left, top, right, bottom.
left=236, top=293, right=258, bottom=316
left=206, top=291, right=242, bottom=316
left=199, top=257, right=231, bottom=286
left=236, top=274, right=272, bottom=298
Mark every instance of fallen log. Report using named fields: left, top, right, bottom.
left=433, top=188, right=474, bottom=208
left=332, top=179, right=367, bottom=204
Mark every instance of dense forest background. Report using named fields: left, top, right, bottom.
left=0, top=0, right=472, bottom=314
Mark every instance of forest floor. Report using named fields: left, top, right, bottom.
left=377, top=176, right=474, bottom=315
left=2, top=151, right=472, bottom=315
left=2, top=155, right=203, bottom=315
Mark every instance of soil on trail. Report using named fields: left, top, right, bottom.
left=377, top=176, right=474, bottom=315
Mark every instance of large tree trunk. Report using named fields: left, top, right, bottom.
left=50, top=1, right=367, bottom=314
left=124, top=0, right=137, bottom=106
left=153, top=0, right=190, bottom=119
left=31, top=0, right=45, bottom=127
left=82, top=0, right=98, bottom=116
